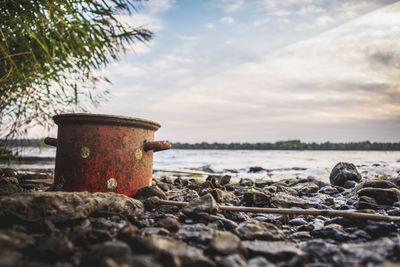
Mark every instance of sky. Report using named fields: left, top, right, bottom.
left=76, top=0, right=400, bottom=142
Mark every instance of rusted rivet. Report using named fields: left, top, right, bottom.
left=134, top=148, right=143, bottom=160
left=107, top=178, right=117, bottom=190
left=81, top=146, right=90, bottom=158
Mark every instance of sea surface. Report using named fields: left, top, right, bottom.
left=3, top=147, right=400, bottom=182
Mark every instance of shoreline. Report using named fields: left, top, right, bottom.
left=1, top=163, right=400, bottom=266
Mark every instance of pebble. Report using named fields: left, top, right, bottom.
left=209, top=230, right=243, bottom=255
left=329, top=162, right=362, bottom=186
left=0, top=177, right=21, bottom=196
left=357, top=187, right=400, bottom=205
left=242, top=240, right=304, bottom=262
left=235, top=220, right=284, bottom=240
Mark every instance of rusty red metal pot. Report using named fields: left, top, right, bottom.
left=45, top=113, right=171, bottom=196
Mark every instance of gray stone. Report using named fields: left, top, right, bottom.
left=271, top=192, right=310, bottom=208
left=85, top=240, right=131, bottom=265
left=357, top=187, right=400, bottom=205
left=182, top=193, right=219, bottom=214
left=209, top=230, right=243, bottom=255
left=235, top=220, right=284, bottom=240
left=245, top=256, right=276, bottom=267
left=218, top=254, right=246, bottom=267
left=0, top=191, right=143, bottom=222
left=0, top=177, right=21, bottom=196
left=176, top=223, right=214, bottom=244
left=329, top=162, right=362, bottom=186
left=139, top=236, right=215, bottom=267
left=0, top=229, right=35, bottom=250
left=242, top=241, right=304, bottom=261
left=0, top=251, right=23, bottom=267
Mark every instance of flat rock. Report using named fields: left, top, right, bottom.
left=182, top=193, right=219, bottom=214
left=0, top=191, right=143, bottom=222
left=138, top=236, right=215, bottom=267
left=235, top=220, right=284, bottom=240
left=242, top=240, right=304, bottom=261
left=176, top=223, right=214, bottom=244
left=357, top=187, right=400, bottom=205
left=271, top=192, right=310, bottom=208
left=209, top=230, right=243, bottom=255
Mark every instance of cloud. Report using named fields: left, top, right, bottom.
left=149, top=2, right=400, bottom=141
left=219, top=0, right=244, bottom=12
left=259, top=0, right=397, bottom=31
left=219, top=16, right=235, bottom=25
left=147, top=0, right=175, bottom=13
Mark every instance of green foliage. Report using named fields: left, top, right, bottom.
left=172, top=140, right=400, bottom=151
left=0, top=0, right=152, bottom=137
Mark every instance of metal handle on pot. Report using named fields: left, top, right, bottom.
left=44, top=137, right=58, bottom=147
left=144, top=141, right=171, bottom=152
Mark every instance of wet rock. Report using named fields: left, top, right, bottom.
left=288, top=217, right=307, bottom=226
left=357, top=195, right=379, bottom=209
left=271, top=192, right=310, bottom=208
left=220, top=175, right=232, bottom=185
left=17, top=171, right=52, bottom=180
left=242, top=241, right=304, bottom=262
left=343, top=180, right=357, bottom=189
left=196, top=212, right=238, bottom=230
left=357, top=187, right=400, bottom=205
left=176, top=223, right=214, bottom=244
left=83, top=240, right=131, bottom=266
left=288, top=231, right=311, bottom=240
left=340, top=237, right=399, bottom=265
left=140, top=227, right=170, bottom=236
left=351, top=229, right=371, bottom=240
left=0, top=177, right=21, bottom=196
left=312, top=224, right=349, bottom=242
left=357, top=180, right=399, bottom=190
left=135, top=236, right=215, bottom=267
left=300, top=239, right=344, bottom=264
left=364, top=221, right=397, bottom=238
left=32, top=235, right=74, bottom=262
left=293, top=182, right=319, bottom=195
left=210, top=188, right=237, bottom=203
left=0, top=251, right=23, bottom=267
left=182, top=193, right=219, bottom=214
left=135, top=185, right=167, bottom=200
left=0, top=229, right=35, bottom=250
left=248, top=167, right=266, bottom=173
left=157, top=216, right=180, bottom=232
left=218, top=254, right=246, bottom=267
left=209, top=230, right=243, bottom=255
left=0, top=192, right=143, bottom=223
left=1, top=168, right=17, bottom=178
left=239, top=178, right=254, bottom=187
left=329, top=162, right=362, bottom=187
left=235, top=220, right=284, bottom=240
left=245, top=256, right=276, bottom=267
left=242, top=191, right=271, bottom=207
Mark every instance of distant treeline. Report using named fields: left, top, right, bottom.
left=173, top=140, right=400, bottom=151
left=2, top=139, right=400, bottom=151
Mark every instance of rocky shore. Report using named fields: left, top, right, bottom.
left=1, top=162, right=400, bottom=267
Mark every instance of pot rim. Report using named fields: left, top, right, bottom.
left=53, top=113, right=161, bottom=130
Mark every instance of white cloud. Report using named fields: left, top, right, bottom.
left=205, top=23, right=215, bottom=29
left=219, top=0, right=245, bottom=12
left=147, top=0, right=175, bottom=13
left=219, top=16, right=235, bottom=25
left=149, top=3, right=400, bottom=141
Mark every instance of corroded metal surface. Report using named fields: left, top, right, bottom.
left=49, top=113, right=171, bottom=196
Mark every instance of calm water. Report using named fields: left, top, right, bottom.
left=3, top=148, right=400, bottom=182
